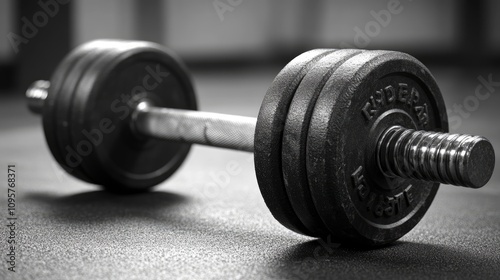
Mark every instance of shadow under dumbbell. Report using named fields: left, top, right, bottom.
left=266, top=239, right=499, bottom=279
left=25, top=190, right=189, bottom=223
left=24, top=188, right=305, bottom=241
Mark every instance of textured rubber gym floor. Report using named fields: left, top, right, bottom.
left=0, top=66, right=499, bottom=279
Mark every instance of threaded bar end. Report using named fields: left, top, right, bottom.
left=26, top=80, right=49, bottom=114
left=377, top=126, right=495, bottom=188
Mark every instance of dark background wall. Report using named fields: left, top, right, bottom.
left=1, top=0, right=499, bottom=91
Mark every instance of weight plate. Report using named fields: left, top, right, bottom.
left=56, top=42, right=124, bottom=184
left=282, top=49, right=364, bottom=236
left=255, top=49, right=335, bottom=236
left=43, top=42, right=100, bottom=183
left=57, top=40, right=137, bottom=184
left=307, top=50, right=448, bottom=245
left=69, top=40, right=197, bottom=192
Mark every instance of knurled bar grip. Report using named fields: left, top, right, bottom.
left=133, top=104, right=256, bottom=152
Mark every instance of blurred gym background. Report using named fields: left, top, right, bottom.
left=1, top=0, right=499, bottom=88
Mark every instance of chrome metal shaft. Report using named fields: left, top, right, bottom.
left=132, top=104, right=255, bottom=152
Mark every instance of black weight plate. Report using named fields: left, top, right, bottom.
left=255, top=49, right=335, bottom=236
left=54, top=41, right=121, bottom=184
left=56, top=41, right=132, bottom=185
left=70, top=40, right=197, bottom=192
left=282, top=49, right=364, bottom=237
left=42, top=42, right=99, bottom=183
left=307, top=50, right=448, bottom=245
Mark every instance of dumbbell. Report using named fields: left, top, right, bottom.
left=27, top=40, right=495, bottom=245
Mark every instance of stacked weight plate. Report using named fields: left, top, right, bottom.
left=255, top=49, right=449, bottom=245
left=42, top=40, right=197, bottom=192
